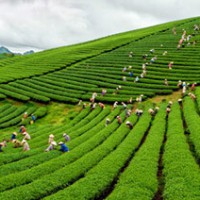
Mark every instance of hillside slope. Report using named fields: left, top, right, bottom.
left=0, top=17, right=199, bottom=104
left=0, top=17, right=200, bottom=200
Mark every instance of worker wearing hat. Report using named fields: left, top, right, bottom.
left=58, top=142, right=69, bottom=152
left=23, top=132, right=31, bottom=140
left=21, top=139, right=30, bottom=151
left=48, top=134, right=54, bottom=144
left=63, top=133, right=70, bottom=142
left=45, top=141, right=57, bottom=152
left=11, top=132, right=17, bottom=141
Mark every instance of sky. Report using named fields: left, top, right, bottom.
left=0, top=0, right=199, bottom=53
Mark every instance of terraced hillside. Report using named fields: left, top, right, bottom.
left=0, top=17, right=199, bottom=103
left=0, top=16, right=200, bottom=200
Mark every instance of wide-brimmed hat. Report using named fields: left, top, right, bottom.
left=58, top=141, right=63, bottom=145
left=49, top=134, right=54, bottom=138
left=21, top=139, right=26, bottom=144
left=13, top=132, right=17, bottom=136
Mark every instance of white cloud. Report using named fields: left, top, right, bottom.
left=0, top=0, right=199, bottom=53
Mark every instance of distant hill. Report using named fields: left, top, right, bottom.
left=0, top=46, right=12, bottom=54
left=23, top=50, right=35, bottom=55
left=0, top=46, right=34, bottom=59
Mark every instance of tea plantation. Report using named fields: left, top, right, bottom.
left=0, top=17, right=200, bottom=200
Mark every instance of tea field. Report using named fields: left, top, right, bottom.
left=0, top=16, right=200, bottom=200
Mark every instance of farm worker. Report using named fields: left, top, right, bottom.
left=128, top=65, right=132, bottom=69
left=168, top=101, right=173, bottom=107
left=135, top=109, right=143, bottom=117
left=166, top=107, right=171, bottom=115
left=63, top=133, right=70, bottom=142
left=19, top=126, right=26, bottom=134
left=23, top=112, right=28, bottom=119
left=105, top=118, right=110, bottom=127
left=92, top=92, right=97, bottom=99
left=150, top=49, right=155, bottom=54
left=23, top=132, right=31, bottom=140
left=1, top=139, right=7, bottom=147
left=137, top=94, right=144, bottom=102
left=142, top=63, right=146, bottom=70
left=101, top=89, right=107, bottom=96
left=122, top=76, right=126, bottom=81
left=134, top=76, right=139, bottom=83
left=138, top=109, right=143, bottom=117
left=116, top=116, right=122, bottom=124
left=78, top=99, right=82, bottom=106
left=12, top=139, right=22, bottom=148
left=182, top=81, right=186, bottom=87
left=148, top=108, right=155, bottom=116
left=90, top=103, right=97, bottom=110
left=121, top=102, right=127, bottom=109
left=191, top=83, right=196, bottom=91
left=128, top=97, right=133, bottom=104
left=168, top=61, right=174, bottom=70
left=126, top=121, right=133, bottom=129
left=113, top=101, right=118, bottom=109
left=179, top=38, right=184, bottom=45
left=178, top=98, right=182, bottom=104
left=122, top=67, right=127, bottom=72
left=188, top=93, right=196, bottom=100
left=82, top=103, right=87, bottom=109
left=58, top=142, right=69, bottom=152
left=99, top=102, right=105, bottom=109
left=45, top=141, right=57, bottom=152
left=142, top=54, right=148, bottom=60
left=177, top=44, right=181, bottom=50
left=115, top=85, right=122, bottom=93
left=172, top=27, right=176, bottom=35
left=129, top=72, right=133, bottom=77
left=182, top=86, right=186, bottom=96
left=194, top=24, right=199, bottom=31
left=21, top=139, right=30, bottom=151
left=125, top=109, right=131, bottom=118
left=177, top=80, right=182, bottom=88
left=164, top=79, right=169, bottom=86
left=0, top=140, right=6, bottom=151
left=142, top=69, right=147, bottom=76
left=128, top=51, right=133, bottom=57
left=90, top=92, right=97, bottom=103
left=187, top=35, right=192, bottom=41
left=182, top=29, right=187, bottom=37
left=0, top=143, right=3, bottom=152
left=31, top=114, right=36, bottom=124
left=163, top=51, right=168, bottom=56
left=178, top=99, right=183, bottom=108
left=118, top=85, right=122, bottom=90
left=48, top=134, right=55, bottom=144
left=150, top=56, right=157, bottom=64
left=11, top=132, right=17, bottom=141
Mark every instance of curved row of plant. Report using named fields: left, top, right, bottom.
left=183, top=97, right=200, bottom=158
left=105, top=103, right=166, bottom=200
left=0, top=107, right=138, bottom=199
left=163, top=103, right=200, bottom=199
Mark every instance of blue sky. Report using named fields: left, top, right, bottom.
left=0, top=0, right=199, bottom=53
